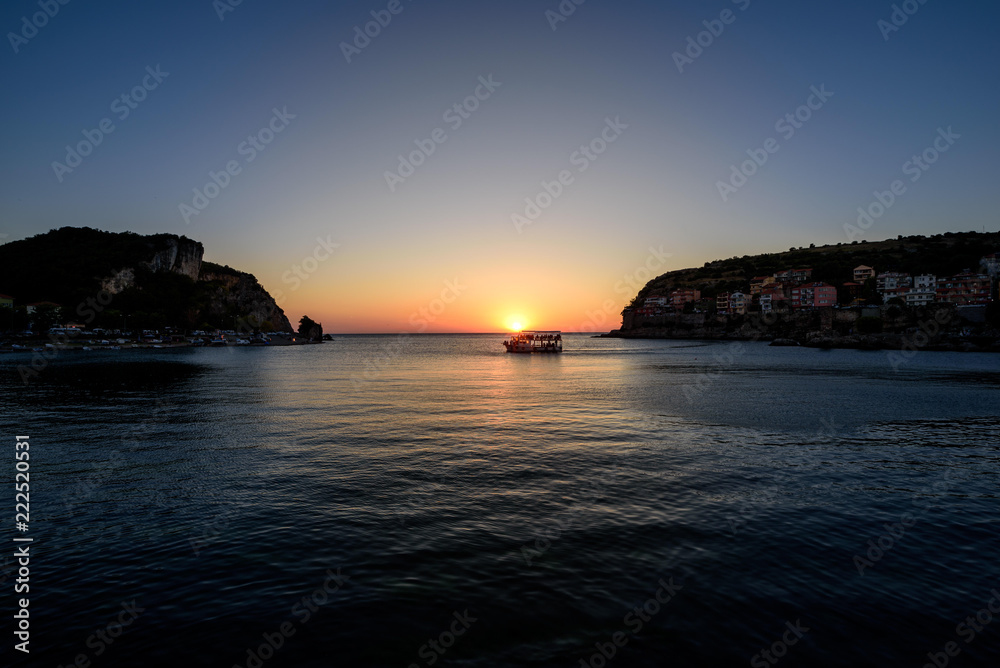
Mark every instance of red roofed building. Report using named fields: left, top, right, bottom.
left=791, top=282, right=837, bottom=309
left=750, top=276, right=776, bottom=295
left=669, top=289, right=701, bottom=311
left=936, top=272, right=991, bottom=305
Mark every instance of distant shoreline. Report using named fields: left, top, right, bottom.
left=602, top=329, right=1000, bottom=354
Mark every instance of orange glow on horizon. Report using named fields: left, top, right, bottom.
left=249, top=244, right=655, bottom=333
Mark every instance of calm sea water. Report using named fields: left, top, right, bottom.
left=3, top=334, right=999, bottom=667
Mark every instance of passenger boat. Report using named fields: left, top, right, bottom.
left=503, top=331, right=562, bottom=354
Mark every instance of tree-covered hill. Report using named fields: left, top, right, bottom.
left=630, top=230, right=1000, bottom=306
left=0, top=227, right=291, bottom=332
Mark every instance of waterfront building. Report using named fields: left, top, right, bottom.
left=936, top=272, right=991, bottom=305
left=791, top=282, right=837, bottom=309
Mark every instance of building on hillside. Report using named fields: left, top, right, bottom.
left=729, top=292, right=748, bottom=315
left=854, top=265, right=875, bottom=282
left=26, top=301, right=63, bottom=314
left=841, top=282, right=862, bottom=301
left=936, top=272, right=991, bottom=305
left=716, top=293, right=731, bottom=314
left=669, top=289, right=701, bottom=311
left=643, top=295, right=669, bottom=308
left=788, top=268, right=813, bottom=283
left=900, top=274, right=938, bottom=307
left=0, top=294, right=13, bottom=308
left=760, top=284, right=790, bottom=312
left=904, top=289, right=937, bottom=307
left=981, top=253, right=999, bottom=275
left=775, top=268, right=813, bottom=283
left=876, top=272, right=912, bottom=301
left=759, top=293, right=773, bottom=313
left=749, top=276, right=776, bottom=295
left=791, top=282, right=837, bottom=309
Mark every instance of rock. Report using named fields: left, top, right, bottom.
left=200, top=266, right=292, bottom=332
left=143, top=236, right=203, bottom=280
left=770, top=338, right=800, bottom=347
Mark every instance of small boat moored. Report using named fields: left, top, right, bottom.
left=503, top=331, right=562, bottom=354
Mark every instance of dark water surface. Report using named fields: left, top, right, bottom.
left=2, top=335, right=999, bottom=667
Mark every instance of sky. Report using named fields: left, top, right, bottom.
left=1, top=0, right=998, bottom=332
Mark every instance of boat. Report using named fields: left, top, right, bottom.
left=503, top=331, right=562, bottom=354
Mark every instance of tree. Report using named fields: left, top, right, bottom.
left=298, top=315, right=323, bottom=341
left=30, top=304, right=62, bottom=332
left=861, top=278, right=882, bottom=306
left=986, top=302, right=1000, bottom=330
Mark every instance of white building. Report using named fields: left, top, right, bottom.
left=876, top=272, right=912, bottom=300
left=981, top=253, right=1000, bottom=278
left=904, top=289, right=936, bottom=307
left=729, top=292, right=748, bottom=314
left=644, top=295, right=669, bottom=308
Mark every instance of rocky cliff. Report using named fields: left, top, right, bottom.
left=200, top=263, right=292, bottom=332
left=100, top=236, right=204, bottom=295
left=145, top=236, right=204, bottom=280
left=0, top=227, right=292, bottom=332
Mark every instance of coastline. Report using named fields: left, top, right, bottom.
left=0, top=331, right=322, bottom=353
left=603, top=328, right=1000, bottom=353
left=603, top=304, right=1000, bottom=353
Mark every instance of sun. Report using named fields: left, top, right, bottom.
left=507, top=315, right=527, bottom=331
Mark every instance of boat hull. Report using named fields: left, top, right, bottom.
left=502, top=338, right=562, bottom=353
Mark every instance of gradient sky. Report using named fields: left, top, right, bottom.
left=2, top=0, right=998, bottom=332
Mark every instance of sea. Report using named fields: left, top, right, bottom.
left=2, top=334, right=999, bottom=667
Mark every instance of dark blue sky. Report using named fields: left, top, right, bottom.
left=2, top=0, right=998, bottom=330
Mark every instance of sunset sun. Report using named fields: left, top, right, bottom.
left=508, top=316, right=526, bottom=331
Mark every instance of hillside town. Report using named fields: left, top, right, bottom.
left=631, top=253, right=998, bottom=317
